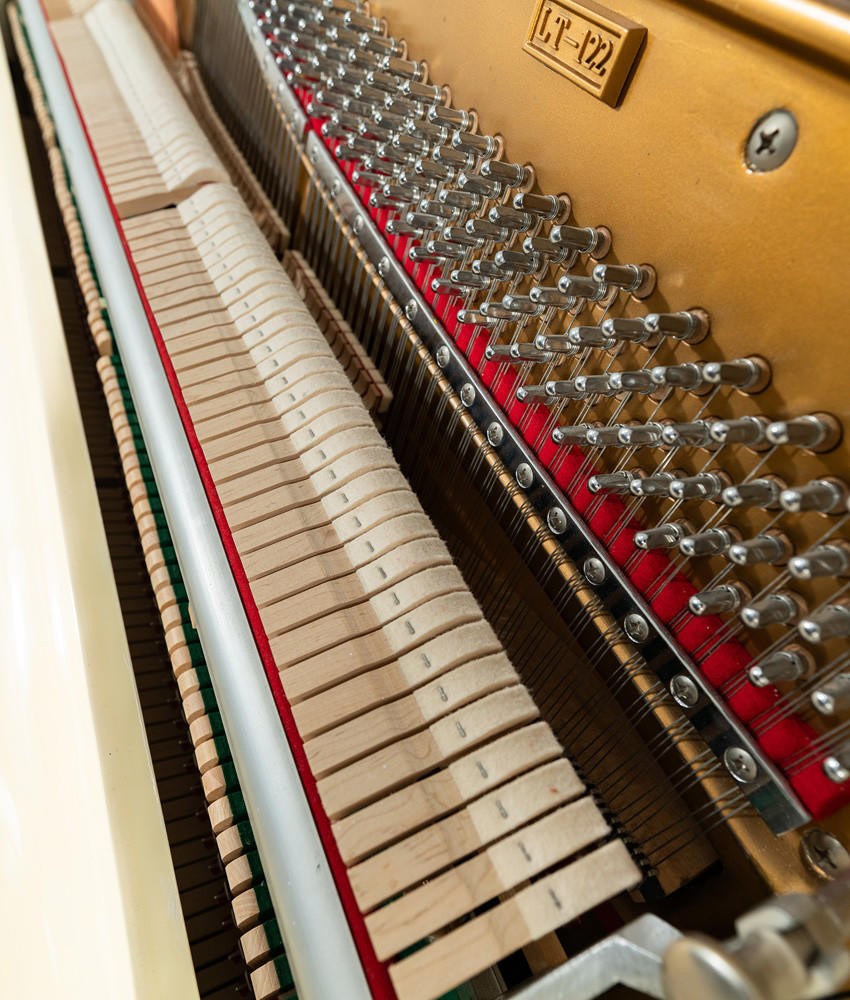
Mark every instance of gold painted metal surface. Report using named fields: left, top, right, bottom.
left=523, top=0, right=646, bottom=106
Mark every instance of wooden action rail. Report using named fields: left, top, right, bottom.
left=119, top=180, right=641, bottom=1000
left=98, top=351, right=296, bottom=1000
left=51, top=0, right=227, bottom=217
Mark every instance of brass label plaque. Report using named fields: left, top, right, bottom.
left=523, top=0, right=646, bottom=106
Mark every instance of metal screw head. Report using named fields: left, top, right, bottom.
left=378, top=257, right=390, bottom=277
left=460, top=382, right=476, bottom=407
left=309, top=147, right=318, bottom=164
left=624, top=613, right=651, bottom=645
left=583, top=556, right=606, bottom=586
left=745, top=109, right=798, bottom=172
left=669, top=673, right=699, bottom=708
left=547, top=507, right=568, bottom=535
left=486, top=422, right=504, bottom=447
left=801, top=828, right=850, bottom=879
left=404, top=301, right=418, bottom=321
left=724, top=746, right=759, bottom=783
left=515, top=463, right=533, bottom=489
left=352, top=216, right=363, bottom=234
left=435, top=346, right=450, bottom=369
left=331, top=179, right=340, bottom=196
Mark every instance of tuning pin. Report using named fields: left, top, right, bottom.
left=728, top=531, right=792, bottom=567
left=588, top=471, right=637, bottom=494
left=489, top=205, right=534, bottom=233
left=586, top=425, right=629, bottom=447
left=574, top=374, right=617, bottom=398
left=529, top=286, right=577, bottom=309
left=650, top=363, right=707, bottom=392
left=513, top=192, right=571, bottom=221
left=607, top=369, right=656, bottom=393
left=515, top=384, right=554, bottom=403
left=455, top=309, right=498, bottom=328
left=701, top=357, right=771, bottom=393
left=544, top=379, right=584, bottom=400
left=600, top=317, right=651, bottom=345
left=439, top=188, right=482, bottom=210
left=618, top=422, right=663, bottom=446
left=592, top=263, right=655, bottom=298
left=748, top=645, right=813, bottom=686
left=780, top=478, right=848, bottom=514
left=451, top=131, right=498, bottom=158
left=567, top=326, right=616, bottom=349
left=557, top=274, right=608, bottom=302
left=788, top=541, right=850, bottom=580
left=644, top=309, right=709, bottom=343
left=799, top=602, right=850, bottom=643
left=481, top=302, right=528, bottom=322
left=465, top=218, right=509, bottom=241
left=427, top=105, right=474, bottom=130
left=824, top=742, right=850, bottom=784
left=522, top=236, right=570, bottom=263
left=766, top=413, right=841, bottom=452
left=472, top=260, right=513, bottom=281
left=550, top=224, right=609, bottom=255
left=660, top=421, right=713, bottom=448
left=679, top=527, right=738, bottom=557
left=443, top=225, right=481, bottom=247
left=500, top=294, right=543, bottom=315
left=721, top=476, right=785, bottom=509
left=425, top=239, right=465, bottom=261
left=741, top=592, right=806, bottom=629
left=457, top=171, right=503, bottom=197
left=480, top=159, right=532, bottom=188
left=552, top=423, right=595, bottom=446
left=708, top=416, right=771, bottom=447
left=484, top=342, right=551, bottom=363
left=631, top=471, right=679, bottom=497
left=533, top=334, right=580, bottom=356
left=493, top=250, right=543, bottom=275
left=689, top=583, right=749, bottom=616
left=400, top=80, right=444, bottom=102
left=812, top=674, right=850, bottom=716
left=445, top=270, right=489, bottom=291
left=634, top=520, right=692, bottom=550
left=668, top=471, right=729, bottom=501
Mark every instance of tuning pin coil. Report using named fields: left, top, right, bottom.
left=748, top=645, right=813, bottom=686
left=689, top=582, right=750, bottom=616
left=727, top=531, right=792, bottom=566
left=592, top=263, right=655, bottom=298
left=799, top=602, right=850, bottom=643
left=668, top=471, right=729, bottom=501
left=679, top=527, right=738, bottom=557
left=588, top=471, right=637, bottom=494
left=644, top=309, right=709, bottom=343
left=766, top=413, right=841, bottom=452
left=780, top=478, right=848, bottom=514
left=721, top=476, right=784, bottom=509
left=741, top=591, right=806, bottom=629
left=634, top=520, right=692, bottom=550
left=788, top=541, right=850, bottom=579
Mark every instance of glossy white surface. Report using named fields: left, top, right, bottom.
left=0, top=30, right=199, bottom=1000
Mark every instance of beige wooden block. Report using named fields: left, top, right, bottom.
left=292, top=619, right=503, bottom=740
left=348, top=757, right=581, bottom=910
left=387, top=841, right=641, bottom=1000
left=303, top=653, right=517, bottom=777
